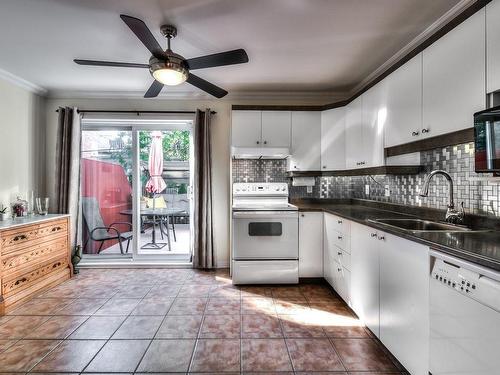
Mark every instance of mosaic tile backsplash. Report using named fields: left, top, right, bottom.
left=232, top=142, right=500, bottom=217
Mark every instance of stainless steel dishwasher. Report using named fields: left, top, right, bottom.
left=430, top=250, right=500, bottom=375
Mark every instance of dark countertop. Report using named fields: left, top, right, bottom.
left=292, top=199, right=500, bottom=272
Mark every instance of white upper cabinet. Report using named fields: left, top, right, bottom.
left=289, top=111, right=321, bottom=171
left=232, top=111, right=262, bottom=148
left=487, top=0, right=500, bottom=93
left=423, top=9, right=486, bottom=137
left=321, top=107, right=346, bottom=170
left=362, top=82, right=386, bottom=167
left=345, top=96, right=363, bottom=169
left=261, top=111, right=291, bottom=147
left=385, top=54, right=423, bottom=147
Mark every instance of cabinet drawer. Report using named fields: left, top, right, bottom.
left=2, top=256, right=69, bottom=297
left=329, top=214, right=350, bottom=235
left=333, top=246, right=351, bottom=270
left=331, top=229, right=350, bottom=253
left=2, top=238, right=68, bottom=275
left=1, top=219, right=68, bottom=254
left=331, top=260, right=351, bottom=304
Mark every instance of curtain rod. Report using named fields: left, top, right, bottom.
left=55, top=109, right=216, bottom=115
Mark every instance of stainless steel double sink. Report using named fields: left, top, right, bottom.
left=368, top=218, right=472, bottom=233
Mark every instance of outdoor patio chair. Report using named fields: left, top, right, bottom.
left=82, top=197, right=133, bottom=254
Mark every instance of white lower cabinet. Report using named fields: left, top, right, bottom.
left=299, top=212, right=323, bottom=277
left=350, top=221, right=381, bottom=337
left=379, top=232, right=429, bottom=375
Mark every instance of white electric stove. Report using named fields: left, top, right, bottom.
left=231, top=182, right=299, bottom=285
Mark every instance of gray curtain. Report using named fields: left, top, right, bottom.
left=54, top=107, right=82, bottom=253
left=193, top=109, right=216, bottom=269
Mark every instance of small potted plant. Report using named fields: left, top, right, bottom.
left=0, top=204, right=9, bottom=221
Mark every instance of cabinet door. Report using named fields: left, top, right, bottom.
left=362, top=83, right=386, bottom=167
left=487, top=0, right=500, bottom=93
left=289, top=111, right=321, bottom=171
left=345, top=97, right=363, bottom=169
left=423, top=9, right=485, bottom=137
left=350, top=222, right=380, bottom=337
left=385, top=54, right=423, bottom=147
left=323, top=213, right=338, bottom=287
left=232, top=111, right=262, bottom=147
left=261, top=111, right=291, bottom=148
left=321, top=108, right=346, bottom=170
left=379, top=232, right=429, bottom=375
left=299, top=212, right=323, bottom=277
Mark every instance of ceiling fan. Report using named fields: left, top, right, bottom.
left=74, top=15, right=249, bottom=98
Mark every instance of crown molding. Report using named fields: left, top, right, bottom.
left=0, top=67, right=47, bottom=95
left=349, top=0, right=478, bottom=96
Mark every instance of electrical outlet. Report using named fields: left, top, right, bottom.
left=365, top=184, right=370, bottom=195
left=385, top=185, right=390, bottom=197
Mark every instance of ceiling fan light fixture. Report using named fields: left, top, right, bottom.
left=149, top=55, right=188, bottom=86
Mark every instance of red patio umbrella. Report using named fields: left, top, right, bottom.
left=145, top=131, right=167, bottom=195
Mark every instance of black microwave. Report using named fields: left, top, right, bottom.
left=474, top=105, right=500, bottom=173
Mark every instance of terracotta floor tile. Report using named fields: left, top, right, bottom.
left=286, top=338, right=345, bottom=371
left=114, top=285, right=152, bottom=298
left=332, top=338, right=398, bottom=372
left=274, top=299, right=311, bottom=315
left=200, top=314, right=240, bottom=338
left=271, top=286, right=304, bottom=298
left=241, top=297, right=276, bottom=315
left=156, top=315, right=203, bottom=339
left=137, top=339, right=195, bottom=372
left=323, top=325, right=370, bottom=338
left=178, top=284, right=214, bottom=297
left=84, top=339, right=150, bottom=372
left=279, top=314, right=326, bottom=338
left=209, top=285, right=241, bottom=299
left=32, top=339, right=105, bottom=372
left=25, top=316, right=88, bottom=339
left=146, top=284, right=182, bottom=299
left=69, top=316, right=126, bottom=339
left=190, top=339, right=240, bottom=372
left=131, top=298, right=174, bottom=315
left=205, top=297, right=241, bottom=315
left=240, top=286, right=273, bottom=298
left=241, top=339, right=293, bottom=372
left=310, top=302, right=354, bottom=316
left=241, top=313, right=283, bottom=338
left=0, top=339, right=60, bottom=372
left=0, top=315, right=14, bottom=325
left=0, top=316, right=50, bottom=339
left=94, top=298, right=141, bottom=315
left=55, top=298, right=108, bottom=315
left=348, top=372, right=402, bottom=375
left=0, top=339, right=16, bottom=353
left=8, top=298, right=73, bottom=315
left=168, top=297, right=207, bottom=315
left=112, top=315, right=163, bottom=339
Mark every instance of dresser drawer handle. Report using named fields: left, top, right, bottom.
left=13, top=234, right=27, bottom=241
left=53, top=262, right=62, bottom=268
left=337, top=251, right=342, bottom=256
left=14, top=277, right=28, bottom=285
left=337, top=220, right=342, bottom=224
left=337, top=236, right=342, bottom=240
left=51, top=226, right=62, bottom=232
left=337, top=268, right=342, bottom=272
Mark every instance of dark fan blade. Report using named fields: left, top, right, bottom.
left=186, top=73, right=228, bottom=98
left=185, top=49, right=249, bottom=70
left=144, top=80, right=164, bottom=98
left=74, top=59, right=149, bottom=68
left=120, top=15, right=164, bottom=58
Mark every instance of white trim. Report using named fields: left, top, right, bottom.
left=0, top=67, right=47, bottom=95
left=349, top=0, right=478, bottom=95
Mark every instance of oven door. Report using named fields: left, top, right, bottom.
left=232, top=210, right=298, bottom=259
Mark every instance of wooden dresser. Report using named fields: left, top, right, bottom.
left=0, top=215, right=72, bottom=314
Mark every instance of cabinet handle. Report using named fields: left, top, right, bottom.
left=256, top=141, right=260, bottom=145
left=263, top=141, right=267, bottom=145
left=294, top=166, right=298, bottom=169
left=370, top=232, right=378, bottom=238
left=337, top=220, right=342, bottom=224
left=337, top=236, right=342, bottom=240
left=412, top=131, right=419, bottom=136
left=422, top=128, right=429, bottom=134
left=14, top=277, right=28, bottom=285
left=13, top=234, right=27, bottom=241
left=51, top=226, right=62, bottom=232
left=337, top=268, right=342, bottom=272
left=301, top=214, right=304, bottom=217
left=337, top=251, right=342, bottom=256
left=322, top=165, right=326, bottom=169
left=378, top=235, right=385, bottom=241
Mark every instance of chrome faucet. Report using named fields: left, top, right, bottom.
left=419, top=170, right=465, bottom=224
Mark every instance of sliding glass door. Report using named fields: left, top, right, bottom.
left=80, top=116, right=194, bottom=264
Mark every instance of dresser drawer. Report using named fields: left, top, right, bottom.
left=1, top=219, right=68, bottom=254
left=2, top=256, right=69, bottom=297
left=331, top=229, right=350, bottom=253
left=333, top=246, right=351, bottom=270
left=2, top=238, right=68, bottom=275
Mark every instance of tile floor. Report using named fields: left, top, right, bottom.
left=0, top=268, right=408, bottom=374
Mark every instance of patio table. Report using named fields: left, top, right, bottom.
left=120, top=208, right=186, bottom=251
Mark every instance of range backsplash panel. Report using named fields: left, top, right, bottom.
left=231, top=142, right=500, bottom=217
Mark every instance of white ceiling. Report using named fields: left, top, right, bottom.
left=0, top=0, right=461, bottom=98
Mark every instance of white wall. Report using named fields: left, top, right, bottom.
left=0, top=78, right=45, bottom=211
left=44, top=96, right=327, bottom=267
